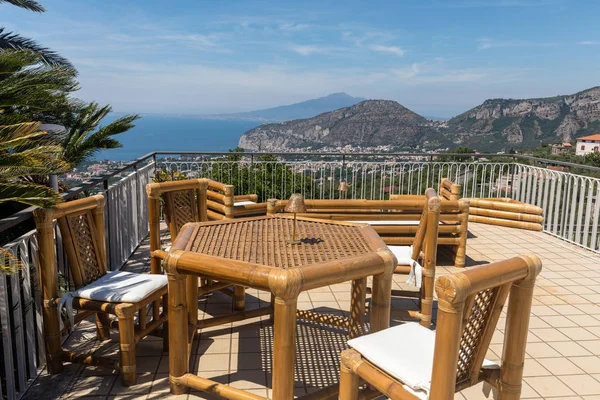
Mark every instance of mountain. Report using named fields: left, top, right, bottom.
left=238, top=87, right=600, bottom=152
left=447, top=86, right=600, bottom=151
left=239, top=100, right=449, bottom=151
left=206, top=93, right=366, bottom=122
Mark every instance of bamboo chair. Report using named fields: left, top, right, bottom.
left=340, top=254, right=542, bottom=400
left=206, top=179, right=267, bottom=220
left=146, top=178, right=246, bottom=311
left=33, top=195, right=168, bottom=386
left=386, top=188, right=440, bottom=328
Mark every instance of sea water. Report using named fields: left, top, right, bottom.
left=94, top=115, right=260, bottom=161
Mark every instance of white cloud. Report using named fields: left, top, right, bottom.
left=279, top=23, right=311, bottom=31
left=369, top=44, right=405, bottom=56
left=159, top=34, right=220, bottom=47
left=477, top=37, right=557, bottom=50
left=288, top=45, right=329, bottom=55
left=577, top=40, right=600, bottom=45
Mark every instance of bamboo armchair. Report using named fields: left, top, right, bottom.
left=146, top=178, right=246, bottom=311
left=206, top=179, right=267, bottom=220
left=33, top=195, right=168, bottom=386
left=339, top=254, right=542, bottom=400
left=386, top=188, right=440, bottom=328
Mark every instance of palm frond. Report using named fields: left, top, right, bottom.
left=0, top=50, right=78, bottom=113
left=0, top=248, right=19, bottom=275
left=0, top=0, right=45, bottom=12
left=0, top=181, right=62, bottom=207
left=0, top=28, right=73, bottom=69
left=0, top=146, right=68, bottom=179
left=0, top=121, right=42, bottom=147
left=59, top=102, right=140, bottom=166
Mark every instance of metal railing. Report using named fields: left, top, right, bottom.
left=0, top=150, right=599, bottom=399
left=0, top=158, right=153, bottom=400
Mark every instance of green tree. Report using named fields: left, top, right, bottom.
left=0, top=1, right=73, bottom=68
left=56, top=102, right=140, bottom=167
left=0, top=121, right=66, bottom=207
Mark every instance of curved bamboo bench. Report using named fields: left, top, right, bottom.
left=465, top=197, right=544, bottom=231
left=268, top=180, right=469, bottom=268
left=206, top=179, right=267, bottom=220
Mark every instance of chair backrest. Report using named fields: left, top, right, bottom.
left=146, top=178, right=208, bottom=241
left=206, top=179, right=235, bottom=220
left=440, top=178, right=461, bottom=201
left=430, top=255, right=542, bottom=398
left=411, top=188, right=441, bottom=261
left=34, top=195, right=107, bottom=289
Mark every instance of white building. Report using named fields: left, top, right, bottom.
left=576, top=134, right=600, bottom=156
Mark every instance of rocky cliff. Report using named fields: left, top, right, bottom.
left=238, top=100, right=448, bottom=151
left=447, top=86, right=600, bottom=151
left=238, top=87, right=600, bottom=152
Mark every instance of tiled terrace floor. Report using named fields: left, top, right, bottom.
left=23, top=222, right=600, bottom=399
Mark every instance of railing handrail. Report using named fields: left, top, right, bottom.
left=2, top=150, right=599, bottom=237
left=0, top=152, right=156, bottom=234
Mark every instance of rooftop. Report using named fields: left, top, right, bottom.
left=21, top=222, right=600, bottom=400
left=576, top=134, right=600, bottom=141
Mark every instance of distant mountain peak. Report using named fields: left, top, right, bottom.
left=204, top=93, right=366, bottom=122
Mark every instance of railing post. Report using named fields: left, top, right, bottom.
left=103, top=179, right=111, bottom=270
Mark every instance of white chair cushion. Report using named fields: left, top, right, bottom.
left=348, top=322, right=498, bottom=398
left=388, top=245, right=422, bottom=288
left=234, top=201, right=256, bottom=207
left=74, top=270, right=167, bottom=303
left=388, top=245, right=413, bottom=265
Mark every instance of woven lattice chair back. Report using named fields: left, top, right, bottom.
left=163, top=189, right=200, bottom=239
left=455, top=284, right=509, bottom=387
left=54, top=196, right=108, bottom=289
left=431, top=255, right=541, bottom=397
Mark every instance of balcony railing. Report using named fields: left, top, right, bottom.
left=0, top=151, right=598, bottom=399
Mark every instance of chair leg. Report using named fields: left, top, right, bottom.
left=117, top=313, right=137, bottom=386
left=95, top=313, right=111, bottom=341
left=162, top=294, right=169, bottom=352
left=234, top=285, right=246, bottom=311
left=339, top=353, right=359, bottom=400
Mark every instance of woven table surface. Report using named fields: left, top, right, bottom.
left=185, top=217, right=374, bottom=269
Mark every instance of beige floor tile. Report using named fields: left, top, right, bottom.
left=526, top=342, right=562, bottom=358
left=523, top=359, right=551, bottom=377
left=110, top=373, right=155, bottom=395
left=525, top=376, right=576, bottom=397
left=580, top=340, right=600, bottom=355
left=540, top=357, right=585, bottom=375
left=196, top=353, right=231, bottom=372
left=571, top=356, right=600, bottom=374
left=560, top=327, right=599, bottom=341
left=63, top=374, right=117, bottom=398
left=530, top=328, right=570, bottom=342
left=559, top=374, right=600, bottom=396
left=550, top=341, right=593, bottom=357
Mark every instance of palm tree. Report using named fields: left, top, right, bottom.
left=57, top=102, right=140, bottom=167
left=0, top=121, right=66, bottom=207
left=0, top=0, right=44, bottom=11
left=0, top=0, right=74, bottom=68
left=0, top=50, right=78, bottom=123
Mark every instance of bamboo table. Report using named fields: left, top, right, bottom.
left=164, top=215, right=395, bottom=400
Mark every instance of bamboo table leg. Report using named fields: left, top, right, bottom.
left=349, top=278, right=367, bottom=339
left=169, top=272, right=189, bottom=395
left=370, top=272, right=392, bottom=333
left=272, top=296, right=298, bottom=400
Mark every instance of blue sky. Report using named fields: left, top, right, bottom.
left=3, top=0, right=599, bottom=117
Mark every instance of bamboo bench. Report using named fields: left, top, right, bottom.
left=267, top=179, right=469, bottom=268
left=206, top=179, right=267, bottom=220
left=465, top=197, right=544, bottom=231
